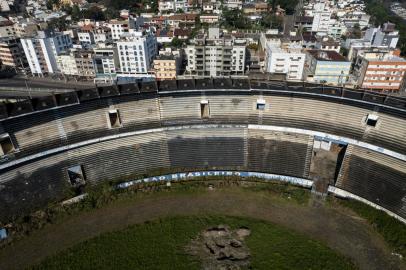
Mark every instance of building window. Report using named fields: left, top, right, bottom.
left=66, top=165, right=86, bottom=187
left=365, top=114, right=378, bottom=127
left=0, top=134, right=15, bottom=156
left=107, top=109, right=122, bottom=128
left=256, top=99, right=266, bottom=110
left=200, top=100, right=210, bottom=118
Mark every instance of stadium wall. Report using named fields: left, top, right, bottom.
left=0, top=79, right=405, bottom=222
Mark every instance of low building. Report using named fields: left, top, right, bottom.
left=224, top=0, right=243, bottom=10
left=167, top=14, right=197, bottom=28
left=173, top=28, right=191, bottom=40
left=315, top=37, right=341, bottom=53
left=158, top=0, right=188, bottom=13
left=306, top=50, right=351, bottom=85
left=353, top=49, right=406, bottom=92
left=200, top=15, right=219, bottom=24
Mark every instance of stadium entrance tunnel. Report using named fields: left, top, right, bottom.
left=310, top=137, right=347, bottom=194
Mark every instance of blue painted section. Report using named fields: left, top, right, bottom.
left=314, top=135, right=348, bottom=145
left=116, top=171, right=313, bottom=189
left=0, top=228, right=7, bottom=240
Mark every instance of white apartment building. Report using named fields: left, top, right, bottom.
left=78, top=31, right=94, bottom=45
left=108, top=17, right=136, bottom=40
left=116, top=31, right=157, bottom=74
left=158, top=0, right=188, bottom=13
left=312, top=10, right=331, bottom=33
left=56, top=54, right=78, bottom=75
left=186, top=28, right=246, bottom=77
left=265, top=41, right=306, bottom=81
left=93, top=45, right=120, bottom=83
left=21, top=30, right=72, bottom=75
left=94, top=27, right=112, bottom=43
left=328, top=19, right=347, bottom=39
left=78, top=26, right=113, bottom=45
left=224, top=0, right=243, bottom=10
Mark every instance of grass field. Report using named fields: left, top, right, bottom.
left=31, top=215, right=356, bottom=270
left=339, top=199, right=406, bottom=258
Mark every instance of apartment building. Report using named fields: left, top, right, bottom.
left=353, top=49, right=406, bottom=91
left=311, top=2, right=332, bottom=33
left=21, top=30, right=72, bottom=75
left=306, top=50, right=351, bottom=85
left=56, top=49, right=95, bottom=78
left=78, top=25, right=95, bottom=45
left=153, top=54, right=182, bottom=80
left=327, top=19, right=347, bottom=39
left=108, top=17, right=136, bottom=40
left=116, top=31, right=157, bottom=74
left=0, top=37, right=27, bottom=69
left=78, top=25, right=112, bottom=45
left=265, top=40, right=306, bottom=81
left=185, top=28, right=246, bottom=77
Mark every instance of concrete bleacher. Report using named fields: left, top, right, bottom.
left=165, top=127, right=246, bottom=171
left=336, top=145, right=406, bottom=218
left=1, top=79, right=406, bottom=222
left=247, top=129, right=312, bottom=178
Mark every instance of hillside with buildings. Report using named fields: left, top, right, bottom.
left=0, top=0, right=404, bottom=92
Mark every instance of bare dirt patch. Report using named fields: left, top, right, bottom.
left=186, top=225, right=251, bottom=269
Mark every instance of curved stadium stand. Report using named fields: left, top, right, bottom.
left=0, top=78, right=405, bottom=222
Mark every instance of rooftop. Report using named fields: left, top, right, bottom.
left=307, top=50, right=348, bottom=62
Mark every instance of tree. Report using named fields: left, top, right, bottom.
left=261, top=14, right=283, bottom=30
left=351, top=23, right=362, bottom=39
left=170, top=37, right=183, bottom=48
left=269, top=0, right=299, bottom=15
left=46, top=0, right=60, bottom=10
left=71, top=5, right=81, bottom=22
left=48, top=17, right=68, bottom=31
left=82, top=6, right=106, bottom=21
left=221, top=8, right=251, bottom=29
